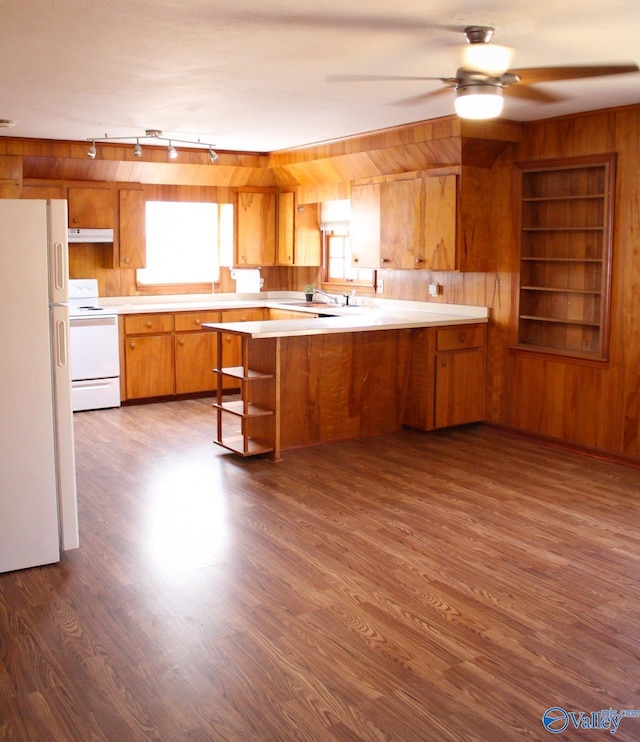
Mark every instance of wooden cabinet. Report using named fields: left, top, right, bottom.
left=235, top=190, right=276, bottom=266
left=350, top=183, right=381, bottom=268
left=174, top=311, right=220, bottom=394
left=123, top=314, right=174, bottom=399
left=213, top=334, right=276, bottom=457
left=119, top=189, right=146, bottom=268
left=68, top=186, right=114, bottom=228
left=434, top=325, right=486, bottom=428
left=402, top=323, right=486, bottom=431
left=516, top=155, right=614, bottom=360
left=277, top=194, right=321, bottom=266
left=380, top=175, right=456, bottom=270
left=0, top=155, right=22, bottom=197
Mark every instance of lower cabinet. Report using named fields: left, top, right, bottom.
left=122, top=307, right=267, bottom=400
left=402, top=323, right=486, bottom=431
left=434, top=325, right=486, bottom=428
left=123, top=314, right=175, bottom=400
left=174, top=311, right=221, bottom=394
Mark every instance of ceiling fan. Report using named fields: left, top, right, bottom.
left=328, top=26, right=639, bottom=120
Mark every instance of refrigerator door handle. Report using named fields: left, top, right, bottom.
left=52, top=240, right=66, bottom=293
left=54, top=318, right=69, bottom=368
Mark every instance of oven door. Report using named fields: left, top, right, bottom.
left=69, top=314, right=120, bottom=411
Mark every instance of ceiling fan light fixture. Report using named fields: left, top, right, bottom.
left=463, top=43, right=514, bottom=76
left=455, top=84, right=504, bottom=119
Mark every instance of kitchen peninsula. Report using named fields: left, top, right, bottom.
left=202, top=301, right=488, bottom=459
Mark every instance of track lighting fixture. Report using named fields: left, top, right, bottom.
left=85, top=129, right=219, bottom=163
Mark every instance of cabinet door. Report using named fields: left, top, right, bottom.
left=277, top=191, right=294, bottom=265
left=423, top=174, right=456, bottom=271
left=175, top=332, right=218, bottom=394
left=236, top=191, right=276, bottom=266
left=68, top=187, right=114, bottom=228
left=350, top=183, right=380, bottom=268
left=380, top=179, right=423, bottom=269
left=119, top=189, right=146, bottom=269
left=434, top=348, right=485, bottom=428
left=125, top=334, right=175, bottom=399
left=295, top=202, right=321, bottom=266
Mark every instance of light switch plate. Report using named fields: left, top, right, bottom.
left=376, top=278, right=384, bottom=293
left=428, top=283, right=440, bottom=296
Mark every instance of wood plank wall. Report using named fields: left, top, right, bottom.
left=2, top=107, right=639, bottom=461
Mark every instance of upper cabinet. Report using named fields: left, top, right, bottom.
left=350, top=183, right=381, bottom=269
left=68, top=186, right=114, bottom=228
left=351, top=175, right=457, bottom=271
left=235, top=190, right=276, bottom=266
left=277, top=193, right=321, bottom=266
left=118, top=189, right=146, bottom=269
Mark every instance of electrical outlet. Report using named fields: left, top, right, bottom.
left=428, top=283, right=440, bottom=297
left=376, top=278, right=384, bottom=293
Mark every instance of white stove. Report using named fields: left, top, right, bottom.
left=68, top=280, right=120, bottom=411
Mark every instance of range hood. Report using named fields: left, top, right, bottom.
left=68, top=228, right=114, bottom=244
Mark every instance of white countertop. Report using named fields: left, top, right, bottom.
left=202, top=310, right=486, bottom=338
left=101, top=291, right=488, bottom=337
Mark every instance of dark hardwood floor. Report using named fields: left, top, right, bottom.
left=1, top=398, right=639, bottom=740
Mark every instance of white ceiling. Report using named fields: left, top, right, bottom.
left=1, top=0, right=639, bottom=153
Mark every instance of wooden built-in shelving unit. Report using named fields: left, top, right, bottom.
left=515, top=154, right=615, bottom=360
left=212, top=334, right=278, bottom=457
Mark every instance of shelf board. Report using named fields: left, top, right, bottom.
left=522, top=226, right=604, bottom=232
left=519, top=315, right=600, bottom=327
left=521, top=257, right=602, bottom=263
left=522, top=194, right=605, bottom=202
left=213, top=366, right=273, bottom=381
left=520, top=286, right=602, bottom=295
left=213, top=435, right=273, bottom=457
left=213, top=400, right=273, bottom=418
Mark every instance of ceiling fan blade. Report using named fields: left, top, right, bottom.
left=327, top=74, right=454, bottom=84
left=512, top=63, right=639, bottom=85
left=390, top=87, right=453, bottom=107
left=504, top=85, right=566, bottom=104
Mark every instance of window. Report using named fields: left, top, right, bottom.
left=325, top=232, right=374, bottom=285
left=137, top=201, right=233, bottom=288
left=321, top=200, right=375, bottom=287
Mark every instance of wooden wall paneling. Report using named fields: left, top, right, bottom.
left=0, top=154, right=22, bottom=197
left=614, top=108, right=640, bottom=458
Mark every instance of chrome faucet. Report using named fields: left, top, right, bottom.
left=313, top=288, right=341, bottom=305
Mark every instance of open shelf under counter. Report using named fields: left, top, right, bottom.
left=212, top=366, right=274, bottom=381
left=212, top=400, right=273, bottom=418
left=214, top=434, right=274, bottom=457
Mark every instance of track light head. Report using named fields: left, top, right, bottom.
left=133, top=140, right=142, bottom=157
left=87, top=142, right=97, bottom=159
left=208, top=147, right=219, bottom=164
left=167, top=142, right=178, bottom=160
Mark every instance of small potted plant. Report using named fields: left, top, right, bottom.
left=304, top=284, right=315, bottom=302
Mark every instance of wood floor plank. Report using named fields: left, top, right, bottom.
left=1, top=398, right=639, bottom=740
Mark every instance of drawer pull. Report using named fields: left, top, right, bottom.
left=459, top=332, right=466, bottom=343
left=381, top=257, right=390, bottom=264
left=195, top=319, right=201, bottom=325
left=123, top=256, right=131, bottom=264
left=146, top=320, right=152, bottom=328
left=441, top=358, right=447, bottom=367
left=129, top=341, right=136, bottom=349
left=179, top=338, right=184, bottom=345
left=415, top=256, right=424, bottom=264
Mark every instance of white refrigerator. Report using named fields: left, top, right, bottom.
left=0, top=199, right=79, bottom=573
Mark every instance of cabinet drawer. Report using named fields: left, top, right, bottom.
left=219, top=308, right=265, bottom=323
left=436, top=325, right=485, bottom=351
left=174, top=311, right=221, bottom=332
left=124, top=313, right=174, bottom=335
